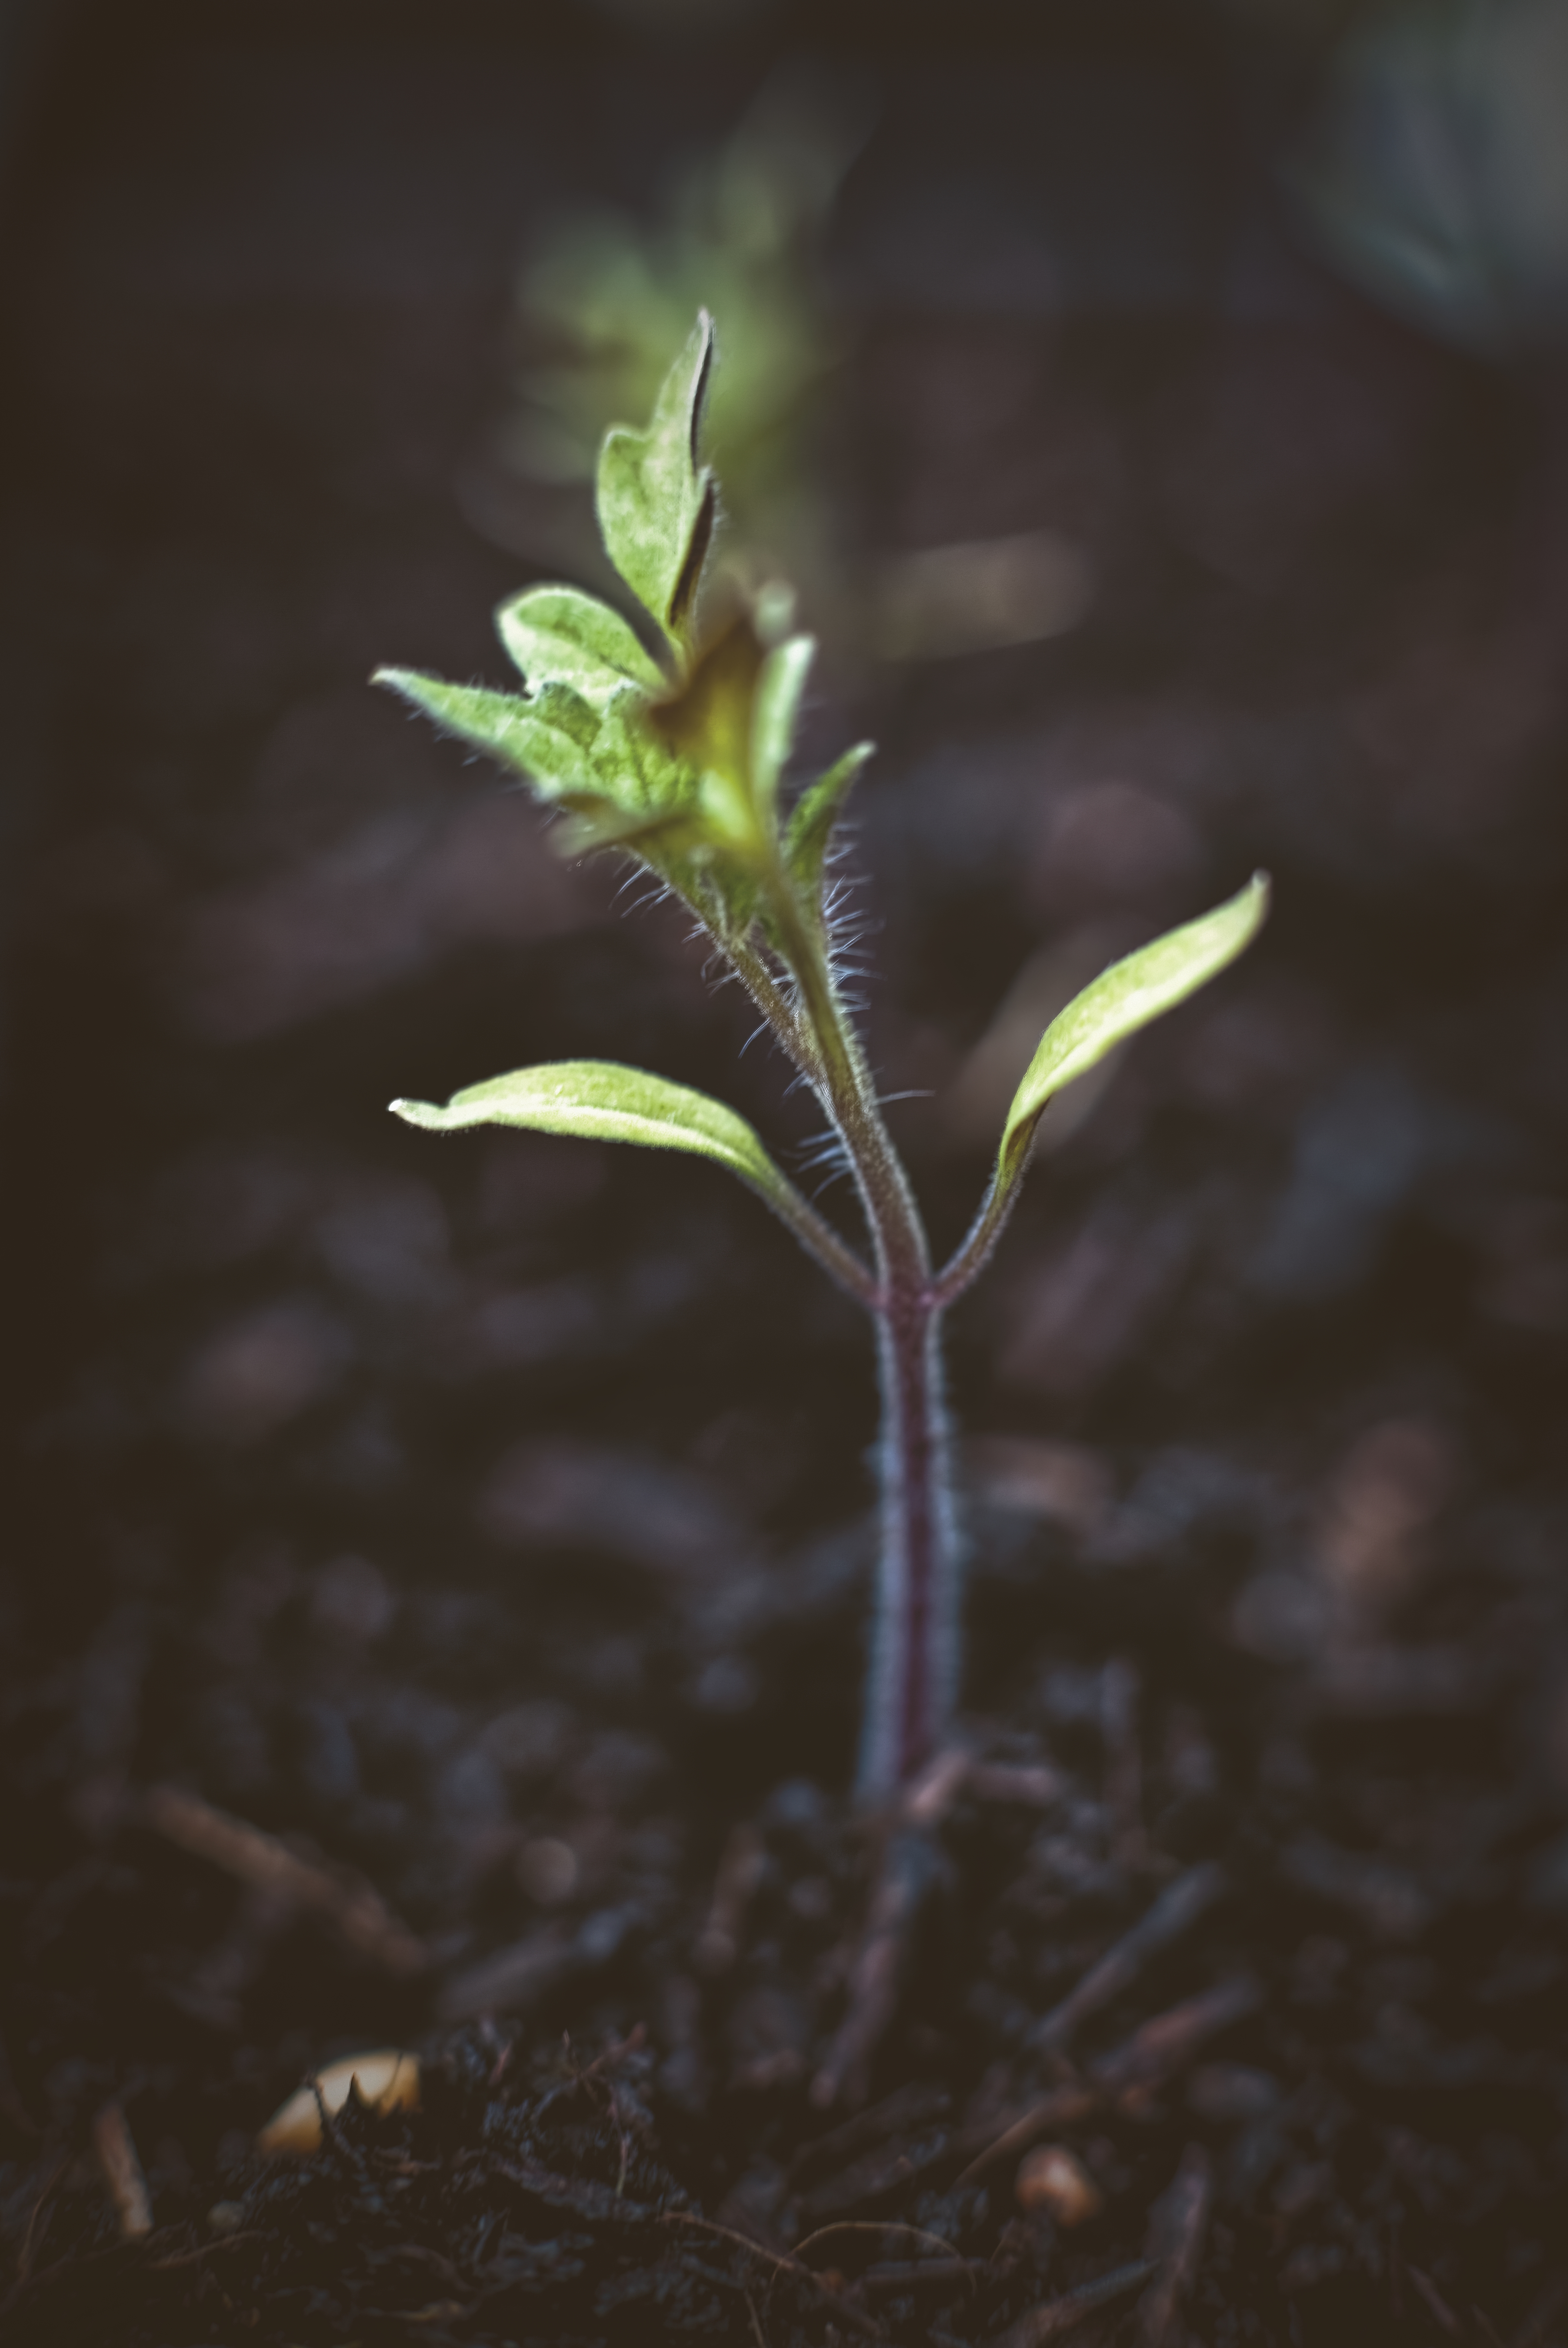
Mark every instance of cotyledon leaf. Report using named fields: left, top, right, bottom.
left=391, top=1060, right=874, bottom=1303
left=997, top=871, right=1271, bottom=1186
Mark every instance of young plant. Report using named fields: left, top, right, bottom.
left=377, top=317, right=1269, bottom=1805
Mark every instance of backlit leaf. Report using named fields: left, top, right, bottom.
left=996, top=872, right=1270, bottom=1186
left=595, top=315, right=716, bottom=640
left=392, top=1059, right=802, bottom=1216
left=784, top=741, right=873, bottom=906
left=750, top=633, right=815, bottom=821
left=373, top=669, right=599, bottom=798
left=495, top=584, right=667, bottom=705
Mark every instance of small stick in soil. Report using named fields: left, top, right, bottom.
left=901, top=1745, right=972, bottom=1827
left=661, top=2212, right=883, bottom=2340
left=1513, top=2272, right=1568, bottom=2348
left=1101, top=1657, right=1147, bottom=1866
left=1098, top=1972, right=1263, bottom=2095
left=148, top=2233, right=265, bottom=2270
left=0, top=2028, right=39, bottom=2140
left=1030, top=1860, right=1225, bottom=2052
left=790, top=2078, right=953, bottom=2186
left=1135, top=2142, right=1212, bottom=2348
left=955, top=1973, right=1260, bottom=2187
left=993, top=2259, right=1158, bottom=2348
left=861, top=2257, right=978, bottom=2293
left=1407, top=2267, right=1463, bottom=2338
left=92, top=2103, right=153, bottom=2240
left=535, top=2023, right=647, bottom=2119
left=965, top=1760, right=1068, bottom=1810
left=811, top=1828, right=942, bottom=2107
left=954, top=2083, right=1101, bottom=2190
left=144, top=1783, right=427, bottom=1976
left=694, top=1823, right=767, bottom=1973
left=793, top=2219, right=966, bottom=2274
left=11, top=2152, right=69, bottom=2286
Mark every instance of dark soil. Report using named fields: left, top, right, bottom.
left=5, top=7, right=1568, bottom=2345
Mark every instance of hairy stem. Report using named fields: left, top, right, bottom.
left=759, top=886, right=960, bottom=1802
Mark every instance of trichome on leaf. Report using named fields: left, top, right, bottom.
left=377, top=312, right=1269, bottom=1803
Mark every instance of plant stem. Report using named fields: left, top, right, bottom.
left=762, top=887, right=960, bottom=1803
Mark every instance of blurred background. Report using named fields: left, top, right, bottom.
left=4, top=0, right=1568, bottom=2146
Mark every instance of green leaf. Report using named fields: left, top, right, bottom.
left=495, top=584, right=667, bottom=706
left=595, top=314, right=716, bottom=641
left=590, top=686, right=699, bottom=820
left=997, top=872, right=1271, bottom=1185
left=784, top=741, right=873, bottom=905
left=392, top=1058, right=803, bottom=1216
left=392, top=1058, right=877, bottom=1305
left=373, top=668, right=600, bottom=798
left=648, top=619, right=765, bottom=814
left=750, top=634, right=815, bottom=821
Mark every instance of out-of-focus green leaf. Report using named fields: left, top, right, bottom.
left=373, top=668, right=600, bottom=798
left=496, top=585, right=667, bottom=705
left=648, top=625, right=765, bottom=817
left=996, top=873, right=1271, bottom=1186
left=750, top=634, right=814, bottom=820
left=784, top=741, right=873, bottom=905
left=595, top=315, right=716, bottom=641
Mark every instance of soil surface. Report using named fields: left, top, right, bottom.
left=5, top=7, right=1568, bottom=2345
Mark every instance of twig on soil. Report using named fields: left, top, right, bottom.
left=797, top=2130, right=954, bottom=2224
left=965, top=1761, right=1069, bottom=1810
left=902, top=1746, right=973, bottom=1827
left=790, top=2080, right=954, bottom=2185
left=956, top=1974, right=1261, bottom=2186
left=811, top=1828, right=943, bottom=2108
left=147, top=2233, right=265, bottom=2269
left=1513, top=2272, right=1568, bottom=2348
left=954, top=2084, right=1101, bottom=2190
left=92, top=2103, right=153, bottom=2239
left=1097, top=1972, right=1263, bottom=2097
left=694, top=1823, right=767, bottom=1973
left=533, top=2023, right=647, bottom=2121
left=1101, top=1658, right=1147, bottom=1867
left=1407, top=2266, right=1463, bottom=2337
left=0, top=2029, right=40, bottom=2140
left=860, top=2257, right=977, bottom=2293
left=144, top=1782, right=427, bottom=1977
left=11, top=2151, right=69, bottom=2285
left=992, top=2259, right=1158, bottom=2347
left=793, top=2218, right=969, bottom=2279
left=1029, top=1860, right=1225, bottom=2052
left=1135, top=2143, right=1212, bottom=2348
left=660, top=2211, right=883, bottom=2340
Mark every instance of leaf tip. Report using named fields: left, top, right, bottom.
left=389, top=1096, right=443, bottom=1129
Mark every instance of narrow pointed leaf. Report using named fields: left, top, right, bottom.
left=998, top=872, right=1270, bottom=1184
left=390, top=1058, right=778, bottom=1181
left=388, top=1059, right=873, bottom=1305
left=595, top=315, right=715, bottom=638
left=495, top=584, right=667, bottom=705
left=750, top=634, right=815, bottom=820
left=374, top=668, right=600, bottom=797
left=784, top=741, right=873, bottom=904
